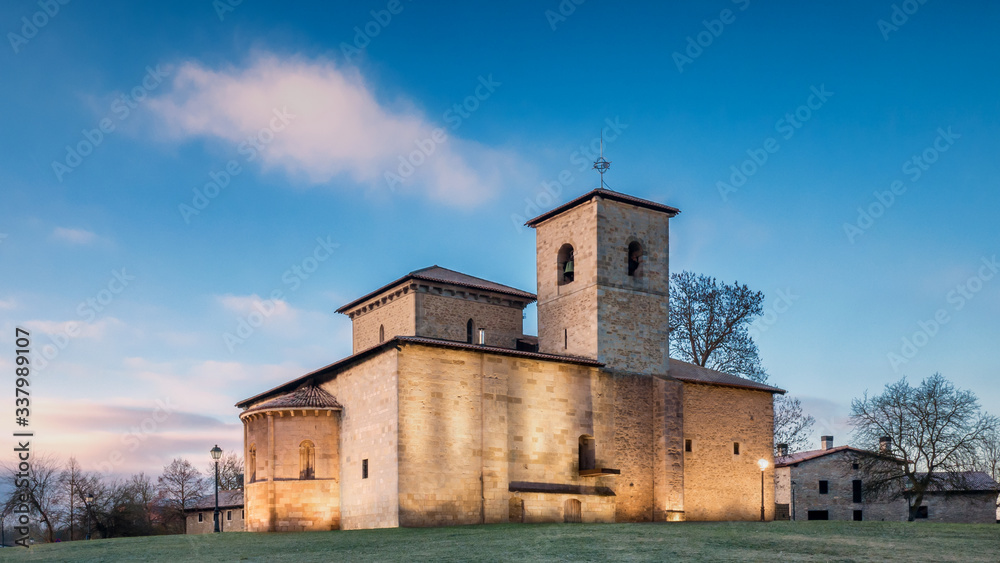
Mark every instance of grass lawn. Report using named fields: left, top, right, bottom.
left=0, top=521, right=998, bottom=562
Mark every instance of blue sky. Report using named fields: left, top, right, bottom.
left=1, top=0, right=998, bottom=477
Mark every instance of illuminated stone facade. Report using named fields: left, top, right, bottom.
left=238, top=189, right=783, bottom=531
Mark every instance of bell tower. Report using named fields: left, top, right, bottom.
left=526, top=189, right=679, bottom=375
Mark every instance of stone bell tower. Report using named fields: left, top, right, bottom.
left=525, top=188, right=679, bottom=375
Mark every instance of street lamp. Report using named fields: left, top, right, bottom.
left=211, top=445, right=223, bottom=533
left=757, top=458, right=768, bottom=522
left=85, top=492, right=94, bottom=540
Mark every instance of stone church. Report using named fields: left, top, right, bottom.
left=236, top=188, right=784, bottom=531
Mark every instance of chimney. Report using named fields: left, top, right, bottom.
left=776, top=443, right=788, bottom=457
left=821, top=436, right=834, bottom=450
left=478, top=328, right=486, bottom=346
left=879, top=436, right=892, bottom=454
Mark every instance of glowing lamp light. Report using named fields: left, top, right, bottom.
left=757, top=458, right=768, bottom=471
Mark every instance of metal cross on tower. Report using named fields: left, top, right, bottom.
left=593, top=131, right=612, bottom=189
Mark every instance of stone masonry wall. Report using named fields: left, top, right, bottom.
left=785, top=451, right=904, bottom=522
left=322, top=348, right=401, bottom=530
left=535, top=198, right=598, bottom=358
left=919, top=492, right=997, bottom=523
left=415, top=291, right=525, bottom=348
left=185, top=507, right=245, bottom=534
left=350, top=290, right=416, bottom=353
left=595, top=198, right=671, bottom=375
left=395, top=343, right=621, bottom=527
left=682, top=383, right=776, bottom=521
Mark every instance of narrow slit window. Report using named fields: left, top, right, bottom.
left=685, top=439, right=692, bottom=452
left=466, top=319, right=474, bottom=344
left=362, top=459, right=369, bottom=479
left=379, top=324, right=385, bottom=343
left=248, top=445, right=256, bottom=483
left=564, top=328, right=568, bottom=349
left=733, top=442, right=740, bottom=455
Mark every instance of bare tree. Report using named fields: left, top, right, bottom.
left=56, top=457, right=86, bottom=540
left=669, top=271, right=768, bottom=383
left=205, top=451, right=244, bottom=491
left=773, top=395, right=816, bottom=455
left=850, top=373, right=998, bottom=521
left=977, top=427, right=1000, bottom=510
left=1, top=453, right=62, bottom=542
left=157, top=458, right=206, bottom=533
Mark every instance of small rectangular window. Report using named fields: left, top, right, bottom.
left=227, top=510, right=232, bottom=521
left=916, top=505, right=928, bottom=519
left=242, top=510, right=245, bottom=519
left=807, top=510, right=829, bottom=520
left=362, top=459, right=369, bottom=479
left=733, top=442, right=740, bottom=455
left=819, top=480, right=829, bottom=494
left=564, top=329, right=568, bottom=349
left=198, top=513, right=203, bottom=522
left=853, top=480, right=863, bottom=503
left=852, top=462, right=859, bottom=470
left=853, top=510, right=863, bottom=521
left=685, top=439, right=692, bottom=452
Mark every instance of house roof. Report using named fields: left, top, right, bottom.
left=242, top=384, right=342, bottom=415
left=774, top=445, right=876, bottom=467
left=914, top=471, right=999, bottom=493
left=336, top=265, right=536, bottom=314
left=524, top=188, right=680, bottom=228
left=668, top=359, right=785, bottom=394
left=236, top=336, right=603, bottom=409
left=185, top=490, right=244, bottom=511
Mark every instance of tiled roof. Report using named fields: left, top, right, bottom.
left=775, top=445, right=869, bottom=467
left=524, top=188, right=680, bottom=228
left=396, top=336, right=603, bottom=366
left=185, top=490, right=244, bottom=511
left=242, top=384, right=342, bottom=414
left=668, top=359, right=785, bottom=394
left=914, top=471, right=999, bottom=493
left=336, top=265, right=536, bottom=314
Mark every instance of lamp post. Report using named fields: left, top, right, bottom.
left=757, top=458, right=768, bottom=522
left=211, top=445, right=223, bottom=533
left=84, top=492, right=94, bottom=540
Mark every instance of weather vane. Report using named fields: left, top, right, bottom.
left=593, top=131, right=611, bottom=189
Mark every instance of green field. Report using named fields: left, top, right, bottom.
left=1, top=521, right=998, bottom=562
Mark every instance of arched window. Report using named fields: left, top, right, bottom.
left=466, top=319, right=474, bottom=344
left=579, top=435, right=596, bottom=471
left=248, top=445, right=256, bottom=483
left=299, top=440, right=315, bottom=480
left=379, top=324, right=385, bottom=343
left=557, top=244, right=575, bottom=285
left=627, top=241, right=643, bottom=277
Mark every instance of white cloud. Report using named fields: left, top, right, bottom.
left=52, top=227, right=98, bottom=245
left=0, top=298, right=15, bottom=310
left=217, top=293, right=295, bottom=320
left=149, top=54, right=518, bottom=207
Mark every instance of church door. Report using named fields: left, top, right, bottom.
left=563, top=499, right=582, bottom=523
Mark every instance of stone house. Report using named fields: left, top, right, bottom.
left=236, top=188, right=785, bottom=532
left=184, top=490, right=245, bottom=534
left=774, top=436, right=999, bottom=523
